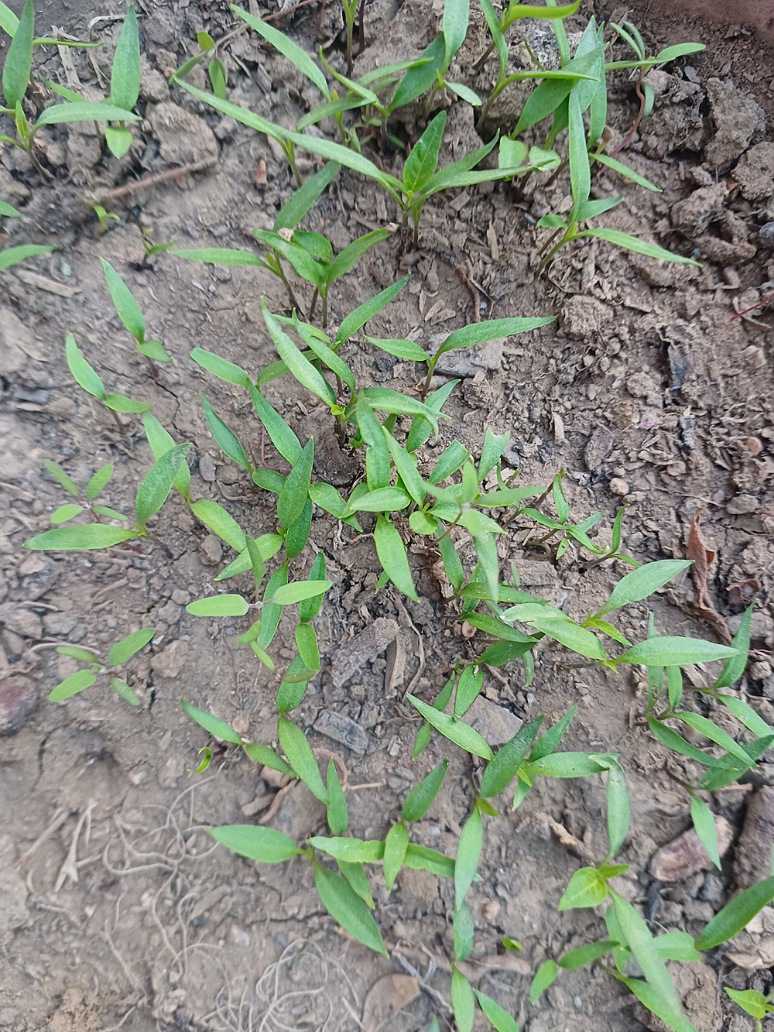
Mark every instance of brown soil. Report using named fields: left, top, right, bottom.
left=1, top=2, right=773, bottom=1031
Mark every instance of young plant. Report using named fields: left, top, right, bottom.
left=725, top=987, right=774, bottom=1032
left=175, top=79, right=556, bottom=243
left=0, top=242, right=53, bottom=271
left=100, top=258, right=170, bottom=363
left=50, top=628, right=155, bottom=705
left=41, top=458, right=124, bottom=525
left=1, top=0, right=140, bottom=168
left=62, top=333, right=151, bottom=427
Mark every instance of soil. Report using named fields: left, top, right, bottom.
left=1, top=2, right=774, bottom=1030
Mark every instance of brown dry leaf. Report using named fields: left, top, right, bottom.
left=362, top=973, right=419, bottom=1031
left=457, top=953, right=531, bottom=982
left=685, top=511, right=732, bottom=643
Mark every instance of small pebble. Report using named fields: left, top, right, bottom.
left=759, top=222, right=774, bottom=249
left=609, top=477, right=630, bottom=497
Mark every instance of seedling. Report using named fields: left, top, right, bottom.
left=50, top=628, right=155, bottom=704
left=100, top=258, right=170, bottom=363
left=0, top=242, right=53, bottom=271
left=41, top=458, right=125, bottom=525
left=1, top=1, right=140, bottom=171
left=725, top=988, right=774, bottom=1032
left=63, top=333, right=151, bottom=428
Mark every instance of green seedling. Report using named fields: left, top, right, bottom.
left=0, top=242, right=54, bottom=271
left=62, top=333, right=151, bottom=428
left=50, top=627, right=155, bottom=705
left=175, top=78, right=556, bottom=243
left=725, top=988, right=774, bottom=1032
left=100, top=258, right=170, bottom=363
left=1, top=1, right=139, bottom=170
left=41, top=458, right=125, bottom=525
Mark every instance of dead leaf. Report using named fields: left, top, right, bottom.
left=685, top=511, right=732, bottom=643
left=362, top=974, right=419, bottom=1031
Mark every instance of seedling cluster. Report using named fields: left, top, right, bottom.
left=6, top=2, right=769, bottom=1030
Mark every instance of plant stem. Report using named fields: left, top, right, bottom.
left=473, top=39, right=496, bottom=72
left=322, top=290, right=329, bottom=328
left=278, top=265, right=305, bottom=317
left=537, top=225, right=575, bottom=275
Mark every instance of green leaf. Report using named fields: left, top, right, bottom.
left=442, top=0, right=469, bottom=65
left=480, top=718, right=543, bottom=798
left=2, top=0, right=33, bottom=109
left=503, top=603, right=607, bottom=661
left=652, top=41, right=705, bottom=64
left=647, top=718, right=716, bottom=767
left=110, top=676, right=139, bottom=705
left=383, top=821, right=409, bottom=892
left=528, top=751, right=609, bottom=779
left=187, top=594, right=249, bottom=617
left=384, top=430, right=426, bottom=505
left=295, top=322, right=356, bottom=391
left=284, top=127, right=401, bottom=194
left=365, top=336, right=429, bottom=362
left=210, top=824, right=301, bottom=863
left=326, top=761, right=348, bottom=836
left=412, top=674, right=455, bottom=759
left=135, top=443, right=189, bottom=529
left=298, top=553, right=328, bottom=622
left=446, top=80, right=481, bottom=105
left=404, top=842, right=455, bottom=879
left=654, top=930, right=702, bottom=963
left=607, top=763, right=630, bottom=859
left=309, top=836, right=383, bottom=863
left=455, top=804, right=483, bottom=909
left=432, top=316, right=554, bottom=369
left=362, top=387, right=440, bottom=430
left=602, top=560, right=692, bottom=615
left=0, top=243, right=54, bottom=271
left=325, top=227, right=391, bottom=286
left=451, top=967, right=475, bottom=1032
left=110, top=4, right=140, bottom=111
left=568, top=88, right=590, bottom=213
left=690, top=797, right=721, bottom=870
left=559, top=939, right=617, bottom=970
left=347, top=487, right=412, bottom=515
left=559, top=867, right=608, bottom=910
left=271, top=579, right=331, bottom=606
left=612, top=894, right=682, bottom=1012
left=529, top=959, right=559, bottom=1004
left=231, top=5, right=329, bottom=97
left=407, top=694, right=493, bottom=760
left=102, top=392, right=150, bottom=413
left=402, top=760, right=448, bottom=822
left=34, top=100, right=140, bottom=127
left=278, top=715, right=327, bottom=803
left=503, top=0, right=580, bottom=27
left=390, top=35, right=446, bottom=112
left=26, top=524, right=139, bottom=551
left=374, top=514, right=418, bottom=601
left=277, top=439, right=314, bottom=530
left=84, top=462, right=113, bottom=500
left=275, top=162, right=339, bottom=231
left=617, top=636, right=737, bottom=667
left=530, top=706, right=576, bottom=761
left=49, top=668, right=98, bottom=702
left=715, top=605, right=752, bottom=690
left=242, top=741, right=293, bottom=775
left=724, top=988, right=769, bottom=1021
left=0, top=1, right=19, bottom=37
left=696, top=876, right=774, bottom=950
left=143, top=414, right=191, bottom=497
left=617, top=977, right=698, bottom=1032
left=295, top=622, right=320, bottom=672
left=263, top=306, right=336, bottom=407
left=190, top=498, right=245, bottom=552
left=338, top=860, right=374, bottom=909
left=65, top=334, right=105, bottom=399
left=190, top=346, right=251, bottom=388
left=403, top=111, right=447, bottom=192
left=578, top=227, right=699, bottom=266
left=249, top=385, right=302, bottom=465
left=50, top=502, right=84, bottom=524
left=202, top=397, right=252, bottom=472
left=475, top=990, right=519, bottom=1032
left=336, top=276, right=408, bottom=344
left=180, top=700, right=242, bottom=744
left=675, top=711, right=753, bottom=765
left=42, top=459, right=79, bottom=497
left=171, top=246, right=266, bottom=270
left=108, top=627, right=154, bottom=667
left=593, top=152, right=662, bottom=192
left=313, top=863, right=387, bottom=955
left=718, top=694, right=772, bottom=739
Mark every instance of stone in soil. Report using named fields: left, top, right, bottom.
left=734, top=787, right=774, bottom=889
left=329, top=617, right=399, bottom=689
left=0, top=307, right=36, bottom=376
left=0, top=675, right=38, bottom=735
left=0, top=835, right=28, bottom=945
left=270, top=781, right=325, bottom=842
left=314, top=709, right=372, bottom=754
left=466, top=696, right=522, bottom=745
left=560, top=296, right=612, bottom=339
left=704, top=77, right=766, bottom=168
left=148, top=102, right=218, bottom=167
left=649, top=816, right=733, bottom=881
left=732, top=142, right=774, bottom=200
